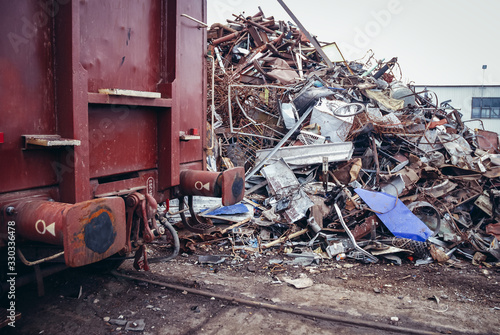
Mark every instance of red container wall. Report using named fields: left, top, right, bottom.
left=88, top=106, right=158, bottom=179
left=0, top=1, right=59, bottom=193
left=0, top=0, right=207, bottom=204
left=176, top=1, right=206, bottom=166
left=80, top=0, right=162, bottom=93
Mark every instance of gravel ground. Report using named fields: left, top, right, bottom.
left=3, top=246, right=500, bottom=335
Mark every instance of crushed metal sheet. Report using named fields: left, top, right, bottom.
left=255, top=142, right=354, bottom=166
left=282, top=275, right=314, bottom=289
left=261, top=159, right=314, bottom=223
left=438, top=132, right=474, bottom=169
left=419, top=179, right=457, bottom=198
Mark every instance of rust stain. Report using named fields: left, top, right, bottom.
left=71, top=206, right=115, bottom=245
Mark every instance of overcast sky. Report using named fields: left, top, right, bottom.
left=207, top=0, right=499, bottom=86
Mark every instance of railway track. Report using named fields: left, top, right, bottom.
left=4, top=262, right=495, bottom=335
left=112, top=270, right=463, bottom=335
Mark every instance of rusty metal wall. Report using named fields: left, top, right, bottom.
left=0, top=1, right=59, bottom=193
left=80, top=0, right=162, bottom=93
left=176, top=1, right=207, bottom=165
left=0, top=0, right=207, bottom=204
left=88, top=106, right=159, bottom=179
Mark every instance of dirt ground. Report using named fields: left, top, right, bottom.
left=3, top=246, right=500, bottom=335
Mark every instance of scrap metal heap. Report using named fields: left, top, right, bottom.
left=176, top=8, right=500, bottom=267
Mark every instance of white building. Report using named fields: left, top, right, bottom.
left=412, top=85, right=500, bottom=134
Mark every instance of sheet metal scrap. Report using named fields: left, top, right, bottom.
left=261, top=159, right=314, bottom=223
left=198, top=6, right=500, bottom=267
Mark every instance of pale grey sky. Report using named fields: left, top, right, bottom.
left=207, top=0, right=500, bottom=86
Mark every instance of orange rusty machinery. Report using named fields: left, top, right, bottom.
left=0, top=0, right=244, bottom=293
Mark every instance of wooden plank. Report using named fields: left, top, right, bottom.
left=23, top=135, right=81, bottom=147
left=220, top=217, right=252, bottom=234
left=242, top=197, right=266, bottom=211
left=98, top=88, right=161, bottom=98
left=262, top=228, right=308, bottom=249
left=88, top=92, right=172, bottom=107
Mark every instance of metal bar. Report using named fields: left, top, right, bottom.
left=233, top=14, right=276, bottom=34
left=371, top=136, right=381, bottom=186
left=277, top=0, right=334, bottom=68
left=230, top=83, right=291, bottom=90
left=207, top=55, right=216, bottom=150
left=245, top=180, right=268, bottom=195
left=225, top=131, right=280, bottom=142
left=262, top=229, right=309, bottom=249
left=180, top=13, right=208, bottom=27
left=333, top=42, right=353, bottom=74
left=255, top=142, right=353, bottom=166
left=334, top=203, right=378, bottom=263
left=245, top=104, right=314, bottom=180
left=17, top=248, right=65, bottom=266
left=55, top=1, right=90, bottom=203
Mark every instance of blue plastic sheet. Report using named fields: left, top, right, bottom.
left=206, top=203, right=249, bottom=216
left=354, top=188, right=433, bottom=242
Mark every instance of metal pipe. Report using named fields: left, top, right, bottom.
left=277, top=0, right=334, bottom=68
left=113, top=271, right=442, bottom=335
left=371, top=136, right=381, bottom=186
left=210, top=22, right=237, bottom=33
left=180, top=14, right=208, bottom=28
left=17, top=248, right=65, bottom=266
left=212, top=31, right=242, bottom=45
left=234, top=14, right=276, bottom=34
left=206, top=55, right=216, bottom=150
left=334, top=203, right=378, bottom=263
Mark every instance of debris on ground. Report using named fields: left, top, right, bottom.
left=167, top=7, right=500, bottom=271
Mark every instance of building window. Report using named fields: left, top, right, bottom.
left=472, top=97, right=500, bottom=118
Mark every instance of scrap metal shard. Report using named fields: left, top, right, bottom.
left=261, top=159, right=314, bottom=223
left=354, top=188, right=433, bottom=242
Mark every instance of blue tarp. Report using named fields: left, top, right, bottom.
left=354, top=188, right=433, bottom=242
left=206, top=203, right=249, bottom=216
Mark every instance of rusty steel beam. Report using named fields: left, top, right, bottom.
left=212, top=31, right=243, bottom=46
left=277, top=0, right=334, bottom=68
left=54, top=0, right=90, bottom=203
